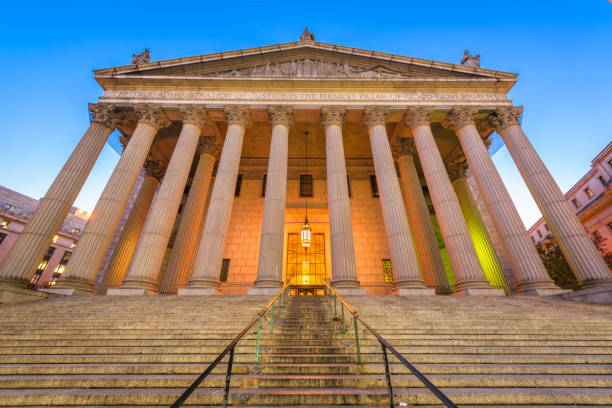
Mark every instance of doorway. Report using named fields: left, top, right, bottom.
left=286, top=232, right=326, bottom=295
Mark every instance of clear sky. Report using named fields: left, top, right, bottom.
left=0, top=1, right=610, bottom=228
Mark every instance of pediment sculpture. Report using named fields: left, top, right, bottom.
left=132, top=48, right=151, bottom=65
left=460, top=50, right=480, bottom=68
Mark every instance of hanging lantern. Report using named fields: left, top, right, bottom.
left=300, top=218, right=311, bottom=248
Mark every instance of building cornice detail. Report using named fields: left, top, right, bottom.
left=267, top=106, right=293, bottom=128
left=442, top=107, right=479, bottom=131
left=320, top=106, right=346, bottom=128
left=90, top=104, right=124, bottom=129
left=134, top=104, right=171, bottom=130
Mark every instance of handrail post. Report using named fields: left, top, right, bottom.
left=333, top=294, right=337, bottom=318
left=222, top=346, right=235, bottom=408
left=328, top=290, right=332, bottom=313
left=341, top=303, right=346, bottom=333
left=254, top=316, right=261, bottom=365
left=270, top=304, right=275, bottom=334
left=354, top=315, right=362, bottom=364
left=381, top=343, right=394, bottom=408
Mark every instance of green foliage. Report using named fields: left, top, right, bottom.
left=536, top=236, right=580, bottom=290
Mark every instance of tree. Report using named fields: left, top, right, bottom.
left=536, top=235, right=580, bottom=289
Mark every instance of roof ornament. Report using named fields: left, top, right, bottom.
left=460, top=50, right=480, bottom=68
left=299, top=28, right=315, bottom=42
left=131, top=48, right=150, bottom=65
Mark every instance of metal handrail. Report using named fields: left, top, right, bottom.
left=323, top=281, right=458, bottom=408
left=170, top=282, right=291, bottom=407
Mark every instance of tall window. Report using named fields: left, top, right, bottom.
left=219, top=259, right=230, bottom=282
left=584, top=187, right=594, bottom=199
left=300, top=174, right=313, bottom=197
left=261, top=174, right=267, bottom=197
left=32, top=246, right=56, bottom=286
left=0, top=232, right=6, bottom=245
left=287, top=233, right=325, bottom=287
left=51, top=251, right=72, bottom=284
left=382, top=259, right=394, bottom=283
left=0, top=219, right=9, bottom=229
left=572, top=198, right=580, bottom=209
left=537, top=230, right=542, bottom=238
left=234, top=174, right=243, bottom=197
left=370, top=175, right=379, bottom=198
left=599, top=176, right=608, bottom=187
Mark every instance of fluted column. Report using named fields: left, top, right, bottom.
left=394, top=138, right=451, bottom=294
left=403, top=107, right=502, bottom=296
left=449, top=162, right=510, bottom=292
left=99, top=168, right=160, bottom=294
left=444, top=107, right=565, bottom=295
left=249, top=107, right=292, bottom=295
left=112, top=106, right=207, bottom=295
left=321, top=107, right=364, bottom=295
left=51, top=105, right=170, bottom=295
left=491, top=107, right=612, bottom=288
left=0, top=104, right=122, bottom=291
left=363, top=107, right=433, bottom=295
left=180, top=106, right=251, bottom=295
left=159, top=138, right=218, bottom=294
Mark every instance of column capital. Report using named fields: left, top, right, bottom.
left=224, top=105, right=252, bottom=129
left=198, top=136, right=220, bottom=158
left=179, top=105, right=209, bottom=131
left=362, top=106, right=390, bottom=129
left=391, top=137, right=416, bottom=159
left=144, top=158, right=166, bottom=181
left=402, top=107, right=433, bottom=130
left=134, top=104, right=172, bottom=130
left=446, top=160, right=469, bottom=182
left=442, top=107, right=479, bottom=131
left=320, top=106, right=346, bottom=128
left=267, top=106, right=293, bottom=128
left=90, top=103, right=124, bottom=129
left=489, top=106, right=523, bottom=132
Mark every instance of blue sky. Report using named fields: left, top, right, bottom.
left=0, top=1, right=610, bottom=227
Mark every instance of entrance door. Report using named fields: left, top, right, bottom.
left=286, top=232, right=325, bottom=295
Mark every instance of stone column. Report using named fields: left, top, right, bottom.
left=180, top=105, right=252, bottom=295
left=491, top=107, right=612, bottom=288
left=0, top=104, right=122, bottom=294
left=98, top=167, right=161, bottom=294
left=111, top=106, right=208, bottom=295
left=444, top=107, right=565, bottom=295
left=403, top=107, right=502, bottom=296
left=321, top=107, right=365, bottom=295
left=363, top=107, right=433, bottom=295
left=249, top=107, right=293, bottom=295
left=160, top=137, right=218, bottom=294
left=449, top=162, right=510, bottom=292
left=53, top=105, right=170, bottom=295
left=394, top=138, right=451, bottom=294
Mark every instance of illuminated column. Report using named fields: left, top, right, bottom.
left=113, top=106, right=207, bottom=295
left=181, top=105, right=251, bottom=295
left=99, top=165, right=161, bottom=293
left=403, top=107, right=503, bottom=296
left=249, top=107, right=292, bottom=295
left=491, top=107, right=612, bottom=288
left=321, top=107, right=365, bottom=295
left=394, top=138, right=451, bottom=294
left=160, top=137, right=218, bottom=294
left=363, top=107, right=433, bottom=295
left=0, top=104, right=122, bottom=291
left=444, top=107, right=564, bottom=295
left=52, top=105, right=170, bottom=295
left=449, top=161, right=509, bottom=292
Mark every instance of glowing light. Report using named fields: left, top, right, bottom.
left=0, top=220, right=8, bottom=229
left=300, top=219, right=311, bottom=248
left=52, top=235, right=59, bottom=243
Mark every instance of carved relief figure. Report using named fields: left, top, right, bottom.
left=131, top=48, right=151, bottom=65
left=460, top=50, right=480, bottom=68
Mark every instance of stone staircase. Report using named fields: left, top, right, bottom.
left=0, top=293, right=610, bottom=406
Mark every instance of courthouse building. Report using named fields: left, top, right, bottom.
left=0, top=29, right=610, bottom=303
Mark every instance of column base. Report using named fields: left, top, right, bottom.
left=40, top=287, right=92, bottom=296
left=0, top=282, right=50, bottom=304
left=453, top=288, right=505, bottom=296
left=333, top=287, right=367, bottom=296
left=52, top=278, right=94, bottom=294
left=434, top=287, right=453, bottom=295
left=178, top=287, right=222, bottom=296
left=548, top=283, right=612, bottom=305
left=518, top=287, right=572, bottom=297
left=248, top=287, right=283, bottom=296
left=107, top=288, right=158, bottom=296
left=393, top=288, right=436, bottom=296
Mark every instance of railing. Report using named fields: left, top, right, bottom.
left=170, top=282, right=291, bottom=408
left=323, top=281, right=458, bottom=408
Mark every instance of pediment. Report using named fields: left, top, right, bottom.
left=95, top=42, right=516, bottom=83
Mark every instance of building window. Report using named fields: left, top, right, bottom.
left=234, top=174, right=243, bottom=197
left=584, top=187, right=594, bottom=198
left=32, top=247, right=56, bottom=286
left=51, top=251, right=72, bottom=283
left=300, top=174, right=313, bottom=197
left=599, top=176, right=608, bottom=187
left=72, top=228, right=80, bottom=234
left=347, top=175, right=352, bottom=198
left=382, top=259, right=394, bottom=283
left=184, top=184, right=190, bottom=195
left=572, top=198, right=580, bottom=208
left=607, top=222, right=612, bottom=233
left=4, top=204, right=16, bottom=214
left=286, top=233, right=325, bottom=288
left=370, top=175, right=379, bottom=198
left=0, top=219, right=9, bottom=229
left=608, top=159, right=612, bottom=169
left=593, top=230, right=603, bottom=242
left=52, top=235, right=59, bottom=243
left=219, top=259, right=230, bottom=282
left=531, top=236, right=535, bottom=244
left=0, top=232, right=6, bottom=245
left=544, top=224, right=549, bottom=231
left=537, top=230, right=542, bottom=238
left=262, top=174, right=267, bottom=197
